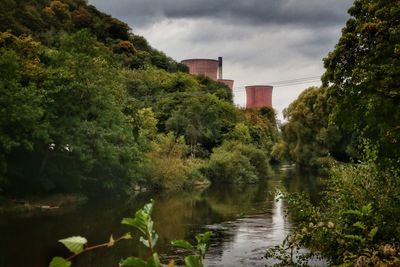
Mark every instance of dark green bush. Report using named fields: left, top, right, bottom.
left=202, top=141, right=270, bottom=184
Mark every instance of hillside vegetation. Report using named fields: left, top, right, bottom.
left=0, top=0, right=278, bottom=196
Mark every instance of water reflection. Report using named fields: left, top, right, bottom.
left=0, top=166, right=321, bottom=267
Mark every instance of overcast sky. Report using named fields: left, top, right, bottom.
left=89, top=0, right=353, bottom=120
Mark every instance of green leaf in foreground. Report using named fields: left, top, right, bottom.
left=119, top=256, right=147, bottom=267
left=49, top=257, right=71, bottom=267
left=59, top=236, right=88, bottom=254
left=184, top=255, right=203, bottom=267
left=171, top=239, right=194, bottom=251
left=147, top=253, right=162, bottom=267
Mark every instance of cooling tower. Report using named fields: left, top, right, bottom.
left=218, top=79, right=234, bottom=90
left=181, top=59, right=219, bottom=80
left=246, top=85, right=273, bottom=108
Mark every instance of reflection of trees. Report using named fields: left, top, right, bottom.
left=1, top=171, right=320, bottom=267
left=281, top=167, right=323, bottom=203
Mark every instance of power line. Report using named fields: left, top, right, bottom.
left=269, top=76, right=321, bottom=85
left=232, top=79, right=320, bottom=92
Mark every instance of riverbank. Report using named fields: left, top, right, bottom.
left=0, top=194, right=88, bottom=214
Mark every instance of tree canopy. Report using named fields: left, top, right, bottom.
left=322, top=0, right=400, bottom=166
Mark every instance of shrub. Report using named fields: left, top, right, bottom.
left=267, top=163, right=400, bottom=266
left=139, top=133, right=205, bottom=190
left=202, top=141, right=270, bottom=184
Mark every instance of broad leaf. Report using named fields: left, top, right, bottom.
left=147, top=253, right=162, bottom=267
left=184, top=255, right=203, bottom=267
left=171, top=240, right=194, bottom=251
left=49, top=257, right=71, bottom=267
left=59, top=236, right=87, bottom=254
left=119, top=257, right=147, bottom=267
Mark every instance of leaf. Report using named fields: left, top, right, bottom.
left=123, top=213, right=147, bottom=234
left=361, top=203, right=373, bottom=216
left=353, top=221, right=366, bottom=230
left=171, top=240, right=194, bottom=251
left=195, top=231, right=213, bottom=256
left=119, top=257, right=147, bottom=267
left=368, top=227, right=378, bottom=240
left=147, top=253, right=162, bottom=267
left=143, top=200, right=154, bottom=214
left=59, top=236, right=87, bottom=254
left=184, top=255, right=203, bottom=267
left=121, top=211, right=149, bottom=235
left=195, top=231, right=213, bottom=245
left=197, top=243, right=207, bottom=256
left=139, top=236, right=150, bottom=248
left=150, top=231, right=158, bottom=248
left=49, top=257, right=71, bottom=267
left=343, top=209, right=363, bottom=217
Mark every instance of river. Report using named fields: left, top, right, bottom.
left=0, top=166, right=321, bottom=267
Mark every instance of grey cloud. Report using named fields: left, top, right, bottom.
left=87, top=0, right=352, bottom=120
left=89, top=0, right=353, bottom=28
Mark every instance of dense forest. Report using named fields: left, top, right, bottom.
left=0, top=0, right=278, bottom=196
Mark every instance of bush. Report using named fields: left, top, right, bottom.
left=267, top=163, right=400, bottom=266
left=202, top=141, right=270, bottom=184
left=139, top=133, right=205, bottom=190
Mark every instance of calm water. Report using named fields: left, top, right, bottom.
left=0, top=166, right=321, bottom=267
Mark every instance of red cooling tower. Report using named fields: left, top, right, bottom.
left=218, top=79, right=234, bottom=90
left=181, top=59, right=219, bottom=80
left=246, top=85, right=273, bottom=108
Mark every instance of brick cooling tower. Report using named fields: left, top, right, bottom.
left=218, top=79, right=234, bottom=90
left=181, top=59, right=219, bottom=80
left=246, top=85, right=273, bottom=108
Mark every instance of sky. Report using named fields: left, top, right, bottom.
left=89, top=0, right=353, bottom=120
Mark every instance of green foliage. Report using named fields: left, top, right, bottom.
left=49, top=257, right=72, bottom=267
left=202, top=141, right=270, bottom=183
left=0, top=0, right=278, bottom=196
left=172, top=231, right=213, bottom=267
left=322, top=0, right=400, bottom=166
left=1, top=30, right=143, bottom=194
left=278, top=87, right=349, bottom=167
left=122, top=200, right=158, bottom=251
left=165, top=93, right=237, bottom=153
left=267, top=163, right=400, bottom=266
left=0, top=0, right=184, bottom=72
left=50, top=201, right=213, bottom=267
left=59, top=236, right=87, bottom=254
left=225, top=123, right=252, bottom=144
left=137, top=133, right=205, bottom=190
left=237, top=107, right=279, bottom=154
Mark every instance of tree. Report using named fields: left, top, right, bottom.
left=279, top=87, right=346, bottom=167
left=165, top=94, right=237, bottom=154
left=322, top=0, right=400, bottom=166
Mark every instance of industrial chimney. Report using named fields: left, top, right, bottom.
left=181, top=59, right=219, bottom=80
left=218, top=79, right=234, bottom=90
left=246, top=85, right=273, bottom=108
left=218, top=57, right=223, bottom=79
